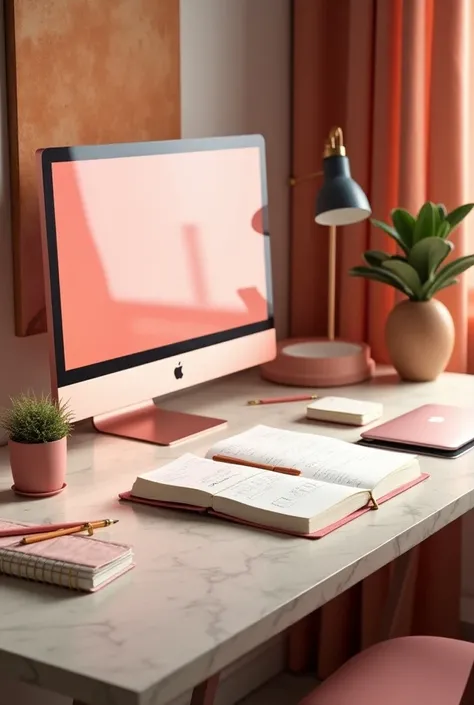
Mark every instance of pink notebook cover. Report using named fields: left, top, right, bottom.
left=0, top=520, right=133, bottom=592
left=119, top=472, right=429, bottom=539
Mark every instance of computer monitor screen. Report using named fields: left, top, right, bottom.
left=37, top=135, right=276, bottom=444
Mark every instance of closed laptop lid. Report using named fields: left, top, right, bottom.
left=361, top=404, right=474, bottom=450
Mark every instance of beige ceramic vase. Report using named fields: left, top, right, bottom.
left=385, top=299, right=455, bottom=382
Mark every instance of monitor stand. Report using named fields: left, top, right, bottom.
left=92, top=400, right=227, bottom=446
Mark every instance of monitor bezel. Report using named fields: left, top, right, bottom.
left=38, top=135, right=274, bottom=389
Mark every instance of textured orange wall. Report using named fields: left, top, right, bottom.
left=5, top=0, right=181, bottom=336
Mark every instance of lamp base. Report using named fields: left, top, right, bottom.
left=260, top=338, right=375, bottom=387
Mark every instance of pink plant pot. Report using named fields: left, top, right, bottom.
left=8, top=437, right=67, bottom=494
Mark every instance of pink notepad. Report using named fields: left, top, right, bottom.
left=0, top=520, right=133, bottom=591
left=119, top=473, right=429, bottom=539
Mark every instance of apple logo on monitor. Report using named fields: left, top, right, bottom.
left=174, top=363, right=183, bottom=380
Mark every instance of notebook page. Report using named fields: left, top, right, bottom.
left=137, top=454, right=264, bottom=494
left=212, top=472, right=365, bottom=519
left=207, top=425, right=417, bottom=490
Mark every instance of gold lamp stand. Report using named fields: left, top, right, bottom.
left=261, top=127, right=375, bottom=388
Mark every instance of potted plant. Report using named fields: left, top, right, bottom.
left=1, top=393, right=73, bottom=496
left=350, top=201, right=474, bottom=381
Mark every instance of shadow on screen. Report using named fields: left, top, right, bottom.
left=54, top=168, right=268, bottom=370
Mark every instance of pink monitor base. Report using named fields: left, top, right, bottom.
left=92, top=400, right=227, bottom=446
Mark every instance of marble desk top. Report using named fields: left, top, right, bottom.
left=0, top=368, right=473, bottom=705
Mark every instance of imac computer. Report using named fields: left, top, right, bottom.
left=37, top=135, right=276, bottom=445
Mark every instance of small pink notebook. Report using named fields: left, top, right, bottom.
left=119, top=473, right=429, bottom=539
left=0, top=520, right=133, bottom=592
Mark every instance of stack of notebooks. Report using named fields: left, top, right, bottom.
left=121, top=425, right=428, bottom=538
left=0, top=521, right=133, bottom=591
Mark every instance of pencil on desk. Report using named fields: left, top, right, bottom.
left=212, top=454, right=301, bottom=476
left=247, top=394, right=318, bottom=405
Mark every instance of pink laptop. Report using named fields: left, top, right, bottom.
left=359, top=404, right=474, bottom=458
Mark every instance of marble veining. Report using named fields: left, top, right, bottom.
left=0, top=369, right=473, bottom=705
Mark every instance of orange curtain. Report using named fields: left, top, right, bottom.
left=291, top=0, right=472, bottom=370
left=289, top=0, right=469, bottom=679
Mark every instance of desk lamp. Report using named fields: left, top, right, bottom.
left=261, top=127, right=375, bottom=387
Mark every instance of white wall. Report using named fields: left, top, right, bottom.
left=0, top=0, right=290, bottom=421
left=0, top=0, right=291, bottom=703
left=180, top=0, right=291, bottom=336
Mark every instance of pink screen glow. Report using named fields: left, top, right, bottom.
left=51, top=147, right=269, bottom=371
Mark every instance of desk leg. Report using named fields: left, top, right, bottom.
left=287, top=615, right=314, bottom=672
left=460, top=662, right=474, bottom=704
left=190, top=674, right=220, bottom=705
left=379, top=546, right=419, bottom=642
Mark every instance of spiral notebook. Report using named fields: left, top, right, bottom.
left=0, top=521, right=133, bottom=592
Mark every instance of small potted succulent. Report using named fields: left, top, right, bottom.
left=1, top=393, right=73, bottom=496
left=350, top=201, right=474, bottom=381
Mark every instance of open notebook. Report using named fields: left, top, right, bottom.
left=120, top=425, right=428, bottom=538
left=0, top=521, right=133, bottom=591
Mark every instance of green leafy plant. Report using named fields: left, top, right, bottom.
left=350, top=201, right=474, bottom=301
left=1, top=393, right=74, bottom=444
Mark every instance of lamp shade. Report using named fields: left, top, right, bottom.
left=315, top=155, right=371, bottom=226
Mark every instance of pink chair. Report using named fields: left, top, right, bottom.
left=299, top=635, right=474, bottom=705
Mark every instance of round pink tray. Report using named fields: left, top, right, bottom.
left=260, top=338, right=375, bottom=387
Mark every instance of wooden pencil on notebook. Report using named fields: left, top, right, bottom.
left=212, top=454, right=301, bottom=476
left=20, top=519, right=119, bottom=545
left=0, top=521, right=93, bottom=539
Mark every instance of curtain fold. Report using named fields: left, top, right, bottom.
left=289, top=0, right=470, bottom=679
left=291, top=0, right=472, bottom=370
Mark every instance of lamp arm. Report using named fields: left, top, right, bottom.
left=288, top=170, right=323, bottom=187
